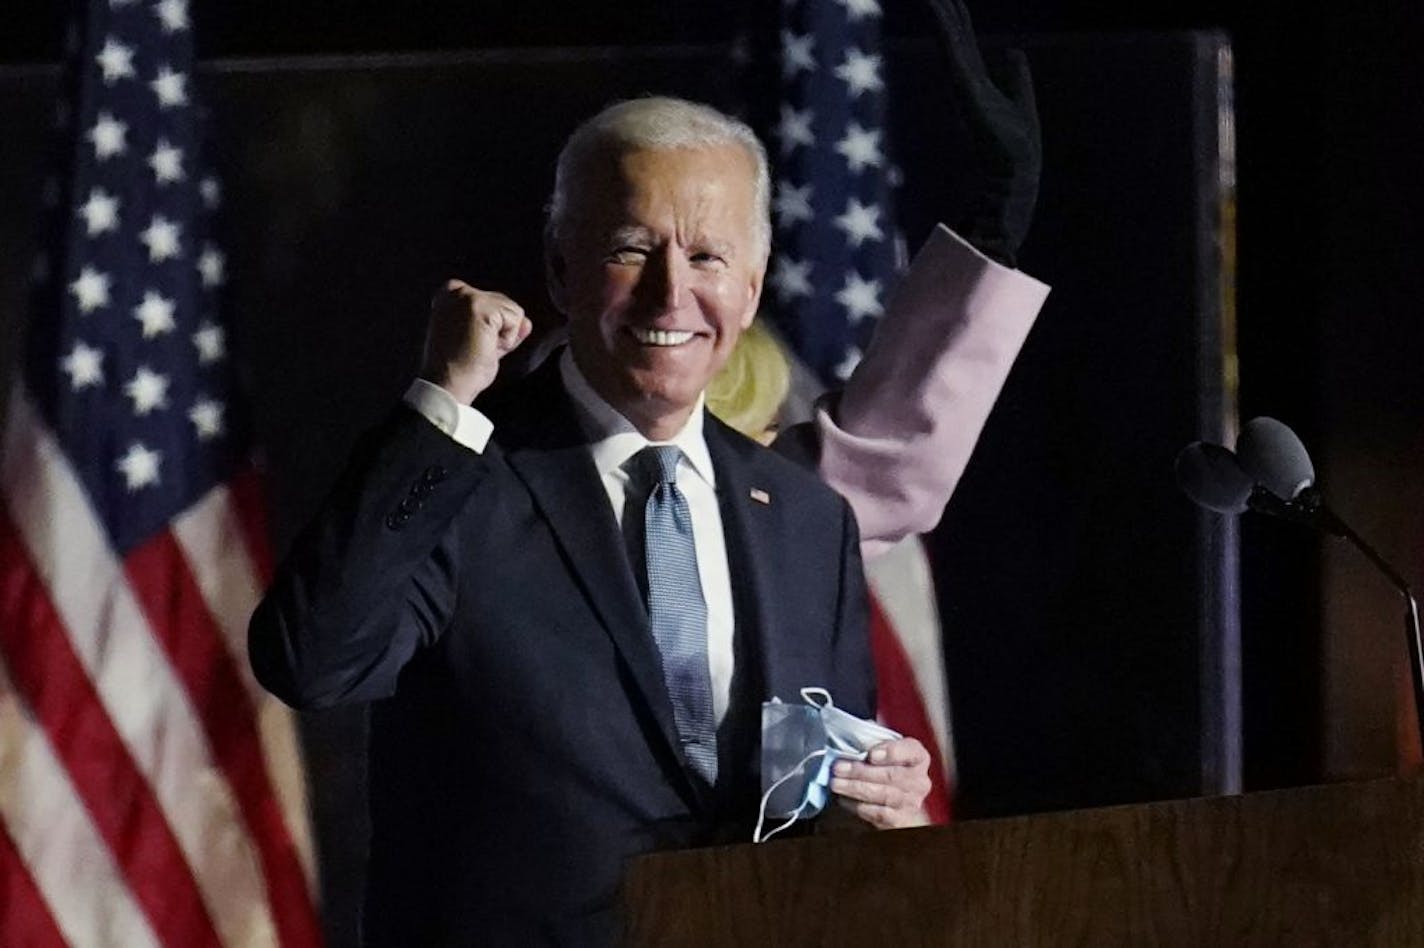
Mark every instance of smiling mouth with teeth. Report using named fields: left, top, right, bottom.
left=628, top=328, right=697, bottom=346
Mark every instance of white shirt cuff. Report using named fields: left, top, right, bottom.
left=403, top=379, right=494, bottom=452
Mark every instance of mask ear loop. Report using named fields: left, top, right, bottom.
left=800, top=687, right=869, bottom=757
left=752, top=748, right=828, bottom=844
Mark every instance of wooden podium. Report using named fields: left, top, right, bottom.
left=623, top=776, right=1424, bottom=946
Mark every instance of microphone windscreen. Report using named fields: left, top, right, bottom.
left=1174, top=441, right=1254, bottom=513
left=1236, top=417, right=1315, bottom=500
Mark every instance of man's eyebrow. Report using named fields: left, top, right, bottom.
left=607, top=225, right=654, bottom=245
left=695, top=237, right=736, bottom=257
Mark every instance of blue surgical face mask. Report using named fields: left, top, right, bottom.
left=753, top=687, right=902, bottom=842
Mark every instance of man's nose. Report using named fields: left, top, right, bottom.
left=643, top=250, right=687, bottom=312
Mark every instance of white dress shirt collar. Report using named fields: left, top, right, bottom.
left=559, top=348, right=717, bottom=489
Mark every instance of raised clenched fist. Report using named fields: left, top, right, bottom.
left=421, top=280, right=533, bottom=403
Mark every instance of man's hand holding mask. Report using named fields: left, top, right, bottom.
left=832, top=737, right=934, bottom=829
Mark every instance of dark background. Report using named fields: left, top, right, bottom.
left=7, top=0, right=1421, bottom=794
left=2, top=0, right=1421, bottom=941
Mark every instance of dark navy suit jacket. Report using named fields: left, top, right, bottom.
left=249, top=354, right=873, bottom=945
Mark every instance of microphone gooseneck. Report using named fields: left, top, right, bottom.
left=1176, top=418, right=1424, bottom=750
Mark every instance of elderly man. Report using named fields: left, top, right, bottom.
left=251, top=97, right=932, bottom=945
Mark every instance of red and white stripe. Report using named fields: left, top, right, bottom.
left=0, top=658, right=158, bottom=947
left=171, top=481, right=317, bottom=889
left=866, top=536, right=956, bottom=823
left=0, top=387, right=321, bottom=946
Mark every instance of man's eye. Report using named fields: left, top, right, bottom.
left=690, top=252, right=726, bottom=266
left=608, top=247, right=648, bottom=263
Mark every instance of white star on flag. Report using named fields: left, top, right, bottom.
left=777, top=104, right=816, bottom=157
left=833, top=197, right=884, bottom=247
left=197, top=246, right=225, bottom=287
left=149, top=139, right=185, bottom=185
left=114, top=441, right=162, bottom=491
left=199, top=176, right=222, bottom=209
left=781, top=30, right=817, bottom=78
left=833, top=345, right=864, bottom=381
left=835, top=0, right=883, bottom=19
left=139, top=214, right=183, bottom=262
left=68, top=266, right=112, bottom=313
left=133, top=290, right=177, bottom=337
left=770, top=255, right=814, bottom=304
left=834, top=48, right=885, bottom=99
left=188, top=398, right=225, bottom=440
left=87, top=111, right=128, bottom=160
left=94, top=37, right=136, bottom=84
left=833, top=270, right=884, bottom=323
left=76, top=187, right=121, bottom=236
left=192, top=322, right=226, bottom=364
left=154, top=0, right=190, bottom=33
left=774, top=180, right=815, bottom=229
left=150, top=65, right=188, bottom=109
left=124, top=366, right=170, bottom=415
left=60, top=341, right=105, bottom=390
left=834, top=123, right=884, bottom=173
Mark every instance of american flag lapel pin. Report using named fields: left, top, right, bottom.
left=749, top=488, right=771, bottom=505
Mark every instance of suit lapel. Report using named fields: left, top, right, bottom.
left=493, top=359, right=694, bottom=798
left=707, top=416, right=839, bottom=705
left=704, top=418, right=791, bottom=703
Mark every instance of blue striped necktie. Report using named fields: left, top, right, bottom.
left=631, top=445, right=718, bottom=784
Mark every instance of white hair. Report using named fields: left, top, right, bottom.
left=546, top=96, right=772, bottom=258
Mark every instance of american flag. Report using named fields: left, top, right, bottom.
left=767, top=0, right=904, bottom=385
left=0, top=1, right=322, bottom=944
left=768, top=0, right=956, bottom=822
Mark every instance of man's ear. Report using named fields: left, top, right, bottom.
left=740, top=258, right=766, bottom=329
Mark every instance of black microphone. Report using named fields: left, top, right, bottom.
left=1173, top=440, right=1316, bottom=527
left=1173, top=441, right=1253, bottom=513
left=1235, top=416, right=1316, bottom=501
left=1176, top=418, right=1424, bottom=748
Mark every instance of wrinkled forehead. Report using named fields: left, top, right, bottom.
left=566, top=143, right=759, bottom=225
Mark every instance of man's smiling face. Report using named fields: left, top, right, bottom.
left=551, top=144, right=766, bottom=439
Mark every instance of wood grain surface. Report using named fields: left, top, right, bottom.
left=623, top=777, right=1424, bottom=946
